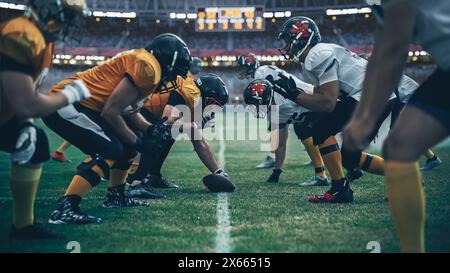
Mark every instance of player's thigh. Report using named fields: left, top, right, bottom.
left=42, top=104, right=127, bottom=160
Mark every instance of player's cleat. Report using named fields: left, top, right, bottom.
left=302, top=160, right=313, bottom=167
left=49, top=195, right=102, bottom=224
left=10, top=222, right=64, bottom=240
left=308, top=186, right=354, bottom=203
left=421, top=156, right=442, bottom=171
left=147, top=174, right=179, bottom=189
left=103, top=185, right=150, bottom=208
left=127, top=180, right=166, bottom=199
left=255, top=155, right=275, bottom=169
left=346, top=168, right=364, bottom=182
left=300, top=176, right=330, bottom=186
left=51, top=151, right=71, bottom=163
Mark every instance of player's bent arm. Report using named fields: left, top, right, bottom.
left=296, top=80, right=339, bottom=112
left=126, top=112, right=151, bottom=133
left=101, top=77, right=141, bottom=144
left=2, top=71, right=68, bottom=119
left=352, top=0, right=415, bottom=125
left=190, top=125, right=220, bottom=173
left=273, top=126, right=289, bottom=170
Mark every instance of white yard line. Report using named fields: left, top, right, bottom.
left=214, top=132, right=232, bottom=253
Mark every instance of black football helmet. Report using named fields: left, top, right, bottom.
left=146, top=33, right=192, bottom=89
left=190, top=57, right=203, bottom=75
left=243, top=79, right=273, bottom=119
left=25, top=0, right=90, bottom=42
left=237, top=53, right=260, bottom=79
left=195, top=73, right=229, bottom=109
left=278, top=16, right=321, bottom=63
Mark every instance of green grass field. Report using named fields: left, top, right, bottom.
left=1, top=114, right=450, bottom=253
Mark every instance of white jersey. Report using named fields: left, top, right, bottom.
left=301, top=43, right=416, bottom=102
left=254, top=65, right=313, bottom=125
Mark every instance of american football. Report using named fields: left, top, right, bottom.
left=1, top=0, right=450, bottom=259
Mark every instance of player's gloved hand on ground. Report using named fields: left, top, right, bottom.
left=11, top=122, right=37, bottom=165
left=61, top=79, right=90, bottom=104
left=146, top=116, right=174, bottom=142
left=214, top=168, right=229, bottom=177
left=267, top=73, right=302, bottom=102
left=267, top=169, right=282, bottom=183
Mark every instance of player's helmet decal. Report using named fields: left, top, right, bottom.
left=237, top=53, right=260, bottom=79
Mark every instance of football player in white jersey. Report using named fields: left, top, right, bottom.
left=343, top=0, right=450, bottom=252
left=238, top=54, right=329, bottom=186
left=272, top=16, right=420, bottom=203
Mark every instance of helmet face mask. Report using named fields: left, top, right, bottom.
left=27, top=0, right=90, bottom=43
left=237, top=53, right=259, bottom=80
left=244, top=79, right=273, bottom=119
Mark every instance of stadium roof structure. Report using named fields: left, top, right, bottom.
left=5, top=0, right=368, bottom=18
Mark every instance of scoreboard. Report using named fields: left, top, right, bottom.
left=196, top=7, right=265, bottom=32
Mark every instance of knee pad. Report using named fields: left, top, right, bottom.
left=341, top=147, right=362, bottom=171
left=30, top=127, right=50, bottom=164
left=77, top=164, right=102, bottom=187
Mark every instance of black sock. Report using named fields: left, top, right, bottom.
left=331, top=178, right=349, bottom=191
left=150, top=140, right=174, bottom=176
left=427, top=155, right=438, bottom=162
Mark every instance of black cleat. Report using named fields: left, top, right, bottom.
left=147, top=175, right=179, bottom=189
left=10, top=222, right=64, bottom=240
left=309, top=187, right=354, bottom=203
left=103, top=185, right=150, bottom=208
left=49, top=195, right=102, bottom=225
left=346, top=168, right=364, bottom=182
left=127, top=180, right=166, bottom=199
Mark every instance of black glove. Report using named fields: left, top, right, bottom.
left=267, top=169, right=282, bottom=183
left=267, top=73, right=302, bottom=102
left=146, top=116, right=174, bottom=142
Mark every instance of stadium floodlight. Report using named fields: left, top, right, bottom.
left=263, top=12, right=273, bottom=18
left=0, top=1, right=25, bottom=10
left=170, top=12, right=176, bottom=19
left=284, top=11, right=291, bottom=17
left=92, top=11, right=136, bottom=18
left=176, top=13, right=187, bottom=19
left=274, top=12, right=285, bottom=18
left=187, top=13, right=197, bottom=19
left=326, top=7, right=371, bottom=16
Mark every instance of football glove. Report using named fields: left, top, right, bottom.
left=61, top=79, right=91, bottom=104
left=266, top=169, right=282, bottom=183
left=146, top=116, right=174, bottom=142
left=214, top=168, right=229, bottom=178
left=11, top=122, right=37, bottom=165
left=267, top=73, right=302, bottom=102
left=134, top=136, right=161, bottom=155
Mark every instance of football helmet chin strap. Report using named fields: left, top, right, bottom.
left=292, top=32, right=314, bottom=64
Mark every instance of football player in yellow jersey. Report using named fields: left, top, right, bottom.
left=42, top=33, right=192, bottom=224
left=126, top=73, right=229, bottom=198
left=0, top=0, right=90, bottom=239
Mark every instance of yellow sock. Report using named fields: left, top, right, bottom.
left=319, top=136, right=345, bottom=181
left=302, top=137, right=326, bottom=178
left=424, top=149, right=435, bottom=160
left=360, top=153, right=384, bottom=175
left=9, top=165, right=42, bottom=228
left=385, top=161, right=425, bottom=253
left=109, top=168, right=130, bottom=188
left=65, top=175, right=93, bottom=197
left=56, top=141, right=71, bottom=153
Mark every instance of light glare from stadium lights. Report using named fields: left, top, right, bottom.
left=263, top=12, right=273, bottom=18
left=326, top=7, right=372, bottom=16
left=170, top=12, right=176, bottom=19
left=176, top=13, right=186, bottom=19
left=274, top=12, right=285, bottom=18
left=284, top=11, right=291, bottom=17
left=0, top=1, right=25, bottom=10
left=187, top=13, right=197, bottom=19
left=69, top=59, right=77, bottom=65
left=52, top=59, right=60, bottom=64
left=92, top=11, right=136, bottom=18
left=420, top=51, right=428, bottom=56
left=408, top=51, right=414, bottom=57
